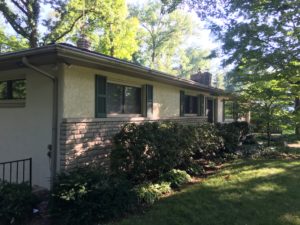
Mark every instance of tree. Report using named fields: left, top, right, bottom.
left=130, top=1, right=193, bottom=70
left=0, top=0, right=139, bottom=60
left=0, top=27, right=28, bottom=52
left=162, top=0, right=300, bottom=132
left=173, top=47, right=211, bottom=78
left=87, top=0, right=139, bottom=60
left=238, top=79, right=294, bottom=146
left=0, top=0, right=40, bottom=47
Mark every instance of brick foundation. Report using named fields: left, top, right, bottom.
left=60, top=116, right=207, bottom=170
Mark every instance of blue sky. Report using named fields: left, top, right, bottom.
left=0, top=0, right=225, bottom=77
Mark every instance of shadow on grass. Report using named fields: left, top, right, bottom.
left=112, top=159, right=300, bottom=225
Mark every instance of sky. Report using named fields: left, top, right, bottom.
left=0, top=0, right=224, bottom=77
left=1, top=0, right=220, bottom=52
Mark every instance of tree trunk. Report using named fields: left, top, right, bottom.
left=295, top=97, right=300, bottom=135
left=267, top=121, right=271, bottom=147
left=109, top=23, right=115, bottom=57
left=151, top=49, right=155, bottom=64
left=151, top=38, right=156, bottom=66
left=29, top=32, right=38, bottom=48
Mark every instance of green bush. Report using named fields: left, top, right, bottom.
left=160, top=169, right=191, bottom=189
left=50, top=167, right=138, bottom=225
left=183, top=161, right=205, bottom=176
left=216, top=121, right=251, bottom=152
left=134, top=182, right=171, bottom=205
left=0, top=182, right=36, bottom=225
left=189, top=123, right=224, bottom=160
left=111, top=122, right=192, bottom=183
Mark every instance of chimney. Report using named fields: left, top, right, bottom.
left=76, top=34, right=91, bottom=50
left=190, top=71, right=212, bottom=86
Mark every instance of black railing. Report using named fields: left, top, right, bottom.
left=0, top=158, right=32, bottom=186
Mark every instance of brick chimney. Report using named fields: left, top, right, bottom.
left=190, top=71, right=212, bottom=86
left=76, top=34, right=91, bottom=50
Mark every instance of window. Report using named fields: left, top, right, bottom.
left=224, top=100, right=234, bottom=120
left=0, top=79, right=26, bottom=100
left=184, top=95, right=198, bottom=114
left=107, top=83, right=141, bottom=114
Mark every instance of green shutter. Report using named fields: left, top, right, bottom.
left=142, top=85, right=153, bottom=117
left=233, top=101, right=238, bottom=121
left=214, top=98, right=218, bottom=123
left=95, top=75, right=107, bottom=118
left=197, top=94, right=205, bottom=116
left=180, top=90, right=185, bottom=117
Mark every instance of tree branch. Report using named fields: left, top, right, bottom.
left=0, top=2, right=28, bottom=38
left=44, top=13, right=84, bottom=43
left=11, top=0, right=28, bottom=16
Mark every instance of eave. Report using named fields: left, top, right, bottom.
left=0, top=44, right=227, bottom=95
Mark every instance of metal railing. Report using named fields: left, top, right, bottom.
left=0, top=158, right=32, bottom=186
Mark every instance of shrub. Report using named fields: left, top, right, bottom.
left=250, top=147, right=281, bottom=159
left=216, top=121, right=251, bottom=152
left=111, top=122, right=192, bottom=183
left=134, top=182, right=171, bottom=205
left=189, top=123, right=224, bottom=160
left=160, top=169, right=191, bottom=189
left=243, top=134, right=257, bottom=145
left=0, top=182, right=36, bottom=225
left=50, top=167, right=138, bottom=225
left=183, top=161, right=205, bottom=176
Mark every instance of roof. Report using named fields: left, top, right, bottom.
left=0, top=43, right=226, bottom=95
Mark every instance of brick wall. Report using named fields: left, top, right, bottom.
left=60, top=116, right=207, bottom=170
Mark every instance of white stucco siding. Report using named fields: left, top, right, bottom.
left=153, top=83, right=180, bottom=118
left=217, top=98, right=224, bottom=123
left=63, top=65, right=203, bottom=118
left=0, top=67, right=54, bottom=188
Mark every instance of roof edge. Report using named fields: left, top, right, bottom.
left=0, top=44, right=226, bottom=95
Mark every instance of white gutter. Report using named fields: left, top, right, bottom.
left=22, top=57, right=58, bottom=189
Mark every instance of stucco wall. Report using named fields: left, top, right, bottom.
left=0, top=66, right=58, bottom=188
left=60, top=65, right=228, bottom=171
left=62, top=65, right=213, bottom=119
left=217, top=98, right=224, bottom=123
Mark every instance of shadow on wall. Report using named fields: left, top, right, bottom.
left=60, top=117, right=208, bottom=172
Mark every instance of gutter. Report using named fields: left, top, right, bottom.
left=0, top=44, right=225, bottom=95
left=22, top=57, right=58, bottom=189
left=57, top=45, right=225, bottom=94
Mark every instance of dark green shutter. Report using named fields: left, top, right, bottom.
left=214, top=98, right=218, bottom=123
left=95, top=75, right=107, bottom=118
left=180, top=90, right=185, bottom=117
left=197, top=94, right=205, bottom=116
left=233, top=101, right=238, bottom=121
left=142, top=85, right=153, bottom=117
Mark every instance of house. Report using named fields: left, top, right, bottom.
left=0, top=43, right=231, bottom=189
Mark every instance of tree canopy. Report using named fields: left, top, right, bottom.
left=130, top=1, right=193, bottom=70
left=0, top=0, right=139, bottom=60
left=162, top=0, right=299, bottom=132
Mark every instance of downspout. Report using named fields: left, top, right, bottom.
left=22, top=57, right=58, bottom=189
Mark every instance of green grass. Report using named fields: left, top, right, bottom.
left=111, top=159, right=300, bottom=225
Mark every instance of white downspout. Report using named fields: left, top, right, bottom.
left=22, top=57, right=58, bottom=189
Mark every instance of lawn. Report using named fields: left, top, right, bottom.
left=112, top=159, right=300, bottom=225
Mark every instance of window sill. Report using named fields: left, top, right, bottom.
left=184, top=114, right=198, bottom=117
left=224, top=118, right=234, bottom=123
left=0, top=100, right=25, bottom=108
left=107, top=114, right=143, bottom=118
